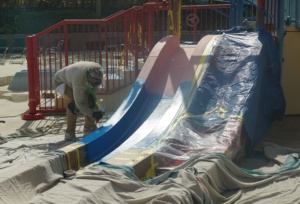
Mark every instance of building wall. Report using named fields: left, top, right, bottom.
left=282, top=26, right=300, bottom=114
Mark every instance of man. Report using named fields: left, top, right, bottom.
left=54, top=61, right=104, bottom=141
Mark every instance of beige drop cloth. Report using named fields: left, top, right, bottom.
left=25, top=142, right=300, bottom=204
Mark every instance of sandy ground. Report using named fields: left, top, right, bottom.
left=0, top=67, right=109, bottom=174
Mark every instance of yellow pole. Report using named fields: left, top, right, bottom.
left=168, top=0, right=181, bottom=39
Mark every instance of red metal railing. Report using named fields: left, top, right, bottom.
left=23, top=3, right=230, bottom=120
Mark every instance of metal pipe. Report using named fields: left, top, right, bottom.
left=277, top=0, right=285, bottom=69
left=23, top=36, right=45, bottom=120
left=256, top=0, right=266, bottom=31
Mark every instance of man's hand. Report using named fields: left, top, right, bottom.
left=92, top=111, right=104, bottom=121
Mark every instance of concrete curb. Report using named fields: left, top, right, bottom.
left=0, top=76, right=13, bottom=86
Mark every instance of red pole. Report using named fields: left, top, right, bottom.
left=23, top=36, right=45, bottom=120
left=193, top=8, right=197, bottom=42
left=64, top=21, right=69, bottom=66
left=149, top=8, right=154, bottom=51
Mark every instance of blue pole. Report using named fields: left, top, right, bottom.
left=236, top=0, right=244, bottom=26
left=229, top=0, right=245, bottom=28
left=277, top=0, right=285, bottom=67
left=229, top=0, right=236, bottom=28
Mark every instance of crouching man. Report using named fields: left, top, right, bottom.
left=54, top=61, right=104, bottom=141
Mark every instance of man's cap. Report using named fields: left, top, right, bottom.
left=88, top=64, right=103, bottom=80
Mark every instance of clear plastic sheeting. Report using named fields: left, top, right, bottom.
left=153, top=31, right=285, bottom=168
left=154, top=114, right=246, bottom=168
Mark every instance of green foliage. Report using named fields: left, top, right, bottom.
left=14, top=9, right=99, bottom=34
left=0, top=1, right=212, bottom=34
left=101, top=0, right=147, bottom=7
left=0, top=8, right=20, bottom=34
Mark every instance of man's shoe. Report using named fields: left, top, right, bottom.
left=83, top=126, right=96, bottom=132
left=65, top=132, right=78, bottom=141
left=83, top=126, right=97, bottom=137
left=83, top=126, right=97, bottom=133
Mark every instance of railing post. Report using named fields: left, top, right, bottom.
left=64, top=21, right=69, bottom=66
left=23, top=35, right=45, bottom=120
left=104, top=23, right=109, bottom=91
left=124, top=14, right=129, bottom=68
left=148, top=8, right=155, bottom=51
left=193, top=8, right=197, bottom=42
left=133, top=10, right=139, bottom=73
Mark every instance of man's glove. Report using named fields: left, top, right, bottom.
left=92, top=111, right=104, bottom=121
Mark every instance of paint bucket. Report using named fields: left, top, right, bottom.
left=64, top=170, right=76, bottom=178
left=96, top=99, right=105, bottom=111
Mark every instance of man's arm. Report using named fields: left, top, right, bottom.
left=72, top=86, right=93, bottom=117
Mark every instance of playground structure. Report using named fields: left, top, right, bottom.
left=57, top=29, right=285, bottom=176
left=18, top=0, right=284, bottom=173
left=20, top=0, right=283, bottom=183
left=2, top=0, right=300, bottom=203
left=22, top=0, right=281, bottom=120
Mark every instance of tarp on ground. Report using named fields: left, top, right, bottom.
left=152, top=30, right=286, bottom=168
left=28, top=142, right=300, bottom=204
